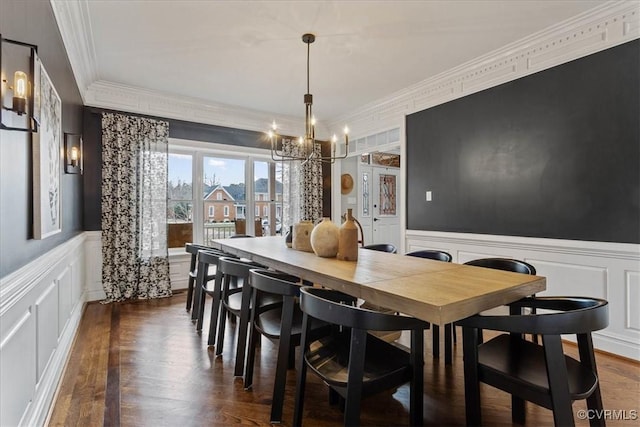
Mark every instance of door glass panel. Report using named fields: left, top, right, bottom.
left=203, top=156, right=245, bottom=244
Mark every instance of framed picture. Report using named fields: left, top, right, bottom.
left=33, top=60, right=61, bottom=239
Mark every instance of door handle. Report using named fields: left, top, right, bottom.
left=373, top=218, right=379, bottom=222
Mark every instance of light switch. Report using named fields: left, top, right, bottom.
left=426, top=191, right=432, bottom=202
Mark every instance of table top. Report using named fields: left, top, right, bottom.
left=211, top=236, right=546, bottom=325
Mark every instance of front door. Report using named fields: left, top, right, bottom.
left=372, top=167, right=400, bottom=249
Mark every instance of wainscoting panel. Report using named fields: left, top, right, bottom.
left=0, top=233, right=87, bottom=427
left=406, top=230, right=640, bottom=360
left=36, top=281, right=59, bottom=381
left=626, top=271, right=640, bottom=331
left=0, top=308, right=36, bottom=427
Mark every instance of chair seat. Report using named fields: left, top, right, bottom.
left=255, top=304, right=327, bottom=339
left=479, top=334, right=599, bottom=404
left=305, top=332, right=411, bottom=395
left=226, top=291, right=281, bottom=314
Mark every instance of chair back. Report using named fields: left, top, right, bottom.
left=299, top=287, right=428, bottom=332
left=464, top=257, right=536, bottom=275
left=362, top=243, right=397, bottom=254
left=196, top=249, right=231, bottom=267
left=218, top=256, right=263, bottom=279
left=249, top=269, right=301, bottom=297
left=406, top=249, right=452, bottom=262
left=185, top=243, right=209, bottom=256
left=457, top=296, right=609, bottom=335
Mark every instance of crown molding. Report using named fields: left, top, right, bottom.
left=53, top=1, right=638, bottom=139
left=50, top=0, right=98, bottom=105
left=329, top=1, right=640, bottom=139
left=83, top=80, right=313, bottom=137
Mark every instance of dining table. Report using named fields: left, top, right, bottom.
left=210, top=235, right=546, bottom=326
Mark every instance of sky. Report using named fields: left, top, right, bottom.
left=168, top=153, right=269, bottom=186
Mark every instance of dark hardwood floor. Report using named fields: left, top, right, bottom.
left=47, top=291, right=639, bottom=426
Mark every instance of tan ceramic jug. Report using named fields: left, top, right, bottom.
left=292, top=220, right=314, bottom=252
left=337, top=209, right=359, bottom=261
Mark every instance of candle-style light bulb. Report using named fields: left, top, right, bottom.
left=12, top=71, right=28, bottom=115
left=70, top=146, right=79, bottom=167
left=298, top=136, right=304, bottom=145
left=271, top=120, right=278, bottom=131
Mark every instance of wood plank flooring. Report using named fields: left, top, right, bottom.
left=48, top=292, right=639, bottom=426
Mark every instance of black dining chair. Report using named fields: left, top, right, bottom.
left=464, top=258, right=538, bottom=344
left=184, top=243, right=216, bottom=314
left=191, top=249, right=235, bottom=335
left=362, top=243, right=397, bottom=254
left=215, top=257, right=276, bottom=377
left=405, top=249, right=452, bottom=262
left=406, top=249, right=454, bottom=364
left=244, top=270, right=332, bottom=423
left=293, top=287, right=429, bottom=427
left=456, top=296, right=608, bottom=427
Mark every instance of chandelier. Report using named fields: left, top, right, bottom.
left=268, top=33, right=349, bottom=164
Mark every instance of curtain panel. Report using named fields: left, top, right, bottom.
left=101, top=112, right=171, bottom=302
left=281, top=138, right=323, bottom=232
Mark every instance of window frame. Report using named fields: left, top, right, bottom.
left=168, top=138, right=281, bottom=248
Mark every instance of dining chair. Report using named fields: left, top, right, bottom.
left=405, top=249, right=454, bottom=364
left=456, top=296, right=608, bottom=427
left=464, top=258, right=538, bottom=343
left=405, top=249, right=452, bottom=262
left=215, top=256, right=276, bottom=377
left=244, top=269, right=332, bottom=423
left=190, top=248, right=235, bottom=334
left=184, top=243, right=216, bottom=314
left=362, top=243, right=397, bottom=253
left=293, top=287, right=429, bottom=427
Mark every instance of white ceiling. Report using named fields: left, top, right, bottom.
left=57, top=0, right=608, bottom=123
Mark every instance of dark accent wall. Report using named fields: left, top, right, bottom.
left=406, top=40, right=639, bottom=244
left=83, top=108, right=331, bottom=230
left=0, top=1, right=84, bottom=278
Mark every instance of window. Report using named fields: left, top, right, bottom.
left=167, top=141, right=283, bottom=248
left=254, top=161, right=283, bottom=236
left=167, top=153, right=193, bottom=247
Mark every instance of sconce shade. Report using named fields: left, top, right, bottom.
left=12, top=71, right=28, bottom=115
left=1, top=35, right=38, bottom=131
left=64, top=133, right=83, bottom=174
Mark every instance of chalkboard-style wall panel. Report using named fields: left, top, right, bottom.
left=406, top=40, right=639, bottom=244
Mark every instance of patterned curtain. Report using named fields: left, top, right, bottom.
left=281, top=138, right=323, bottom=231
left=101, top=112, right=171, bottom=302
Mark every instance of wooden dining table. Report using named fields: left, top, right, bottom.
left=210, top=236, right=546, bottom=326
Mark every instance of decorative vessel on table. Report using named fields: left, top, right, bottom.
left=337, top=209, right=359, bottom=261
left=310, top=218, right=339, bottom=257
left=292, top=220, right=314, bottom=252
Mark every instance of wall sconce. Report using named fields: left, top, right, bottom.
left=1, top=34, right=38, bottom=132
left=64, top=133, right=83, bottom=174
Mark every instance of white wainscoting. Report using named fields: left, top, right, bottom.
left=0, top=233, right=86, bottom=427
left=406, top=230, right=640, bottom=361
